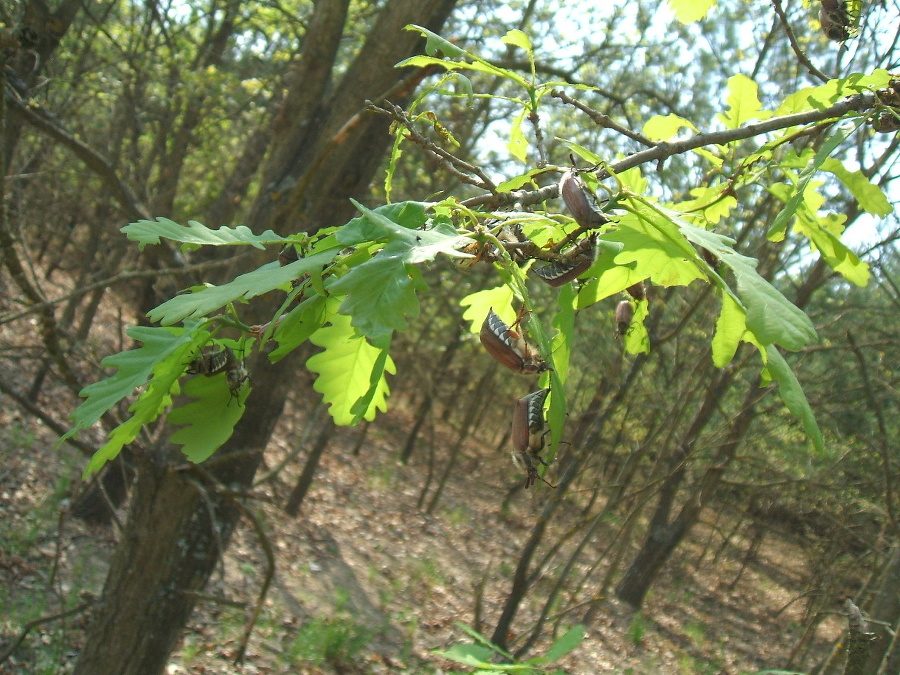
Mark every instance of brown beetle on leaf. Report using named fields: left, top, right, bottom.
left=615, top=300, right=634, bottom=339
left=534, top=235, right=597, bottom=287
left=187, top=345, right=229, bottom=376
left=480, top=309, right=550, bottom=375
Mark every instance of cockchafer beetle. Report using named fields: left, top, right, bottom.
left=224, top=347, right=250, bottom=404
left=819, top=0, right=852, bottom=42
left=511, top=388, right=555, bottom=488
left=615, top=300, right=634, bottom=339
left=534, top=234, right=597, bottom=287
left=479, top=309, right=550, bottom=375
left=558, top=169, right=608, bottom=230
left=187, top=345, right=229, bottom=376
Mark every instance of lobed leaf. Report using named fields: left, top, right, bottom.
left=680, top=222, right=817, bottom=350
left=711, top=292, right=747, bottom=367
left=168, top=373, right=250, bottom=463
left=269, top=294, right=330, bottom=363
left=123, top=217, right=287, bottom=251
left=306, top=311, right=396, bottom=425
left=767, top=121, right=862, bottom=241
left=62, top=324, right=207, bottom=442
left=643, top=113, right=699, bottom=141
left=716, top=74, right=772, bottom=130
left=148, top=251, right=338, bottom=325
left=332, top=244, right=427, bottom=339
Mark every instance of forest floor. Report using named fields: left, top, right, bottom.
left=0, top=283, right=845, bottom=675
left=0, top=384, right=846, bottom=675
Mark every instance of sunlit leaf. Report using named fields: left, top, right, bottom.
left=712, top=292, right=747, bottom=367
left=643, top=114, right=699, bottom=141
left=767, top=120, right=862, bottom=241
left=667, top=0, right=717, bottom=23
left=460, top=286, right=516, bottom=332
left=148, top=252, right=338, bottom=325
left=716, top=74, right=772, bottom=129
left=306, top=312, right=395, bottom=425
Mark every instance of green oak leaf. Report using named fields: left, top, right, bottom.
left=712, top=291, right=748, bottom=367
left=623, top=299, right=650, bottom=355
left=168, top=372, right=249, bottom=463
left=667, top=0, right=716, bottom=23
left=61, top=324, right=208, bottom=444
left=679, top=222, right=817, bottom=350
left=269, top=294, right=330, bottom=363
left=607, top=206, right=707, bottom=288
left=122, top=217, right=287, bottom=252
left=716, top=74, right=772, bottom=130
left=306, top=312, right=396, bottom=425
left=643, top=113, right=699, bottom=141
left=767, top=121, right=862, bottom=241
left=331, top=243, right=427, bottom=339
left=148, top=251, right=338, bottom=325
left=79, top=331, right=208, bottom=477
left=460, top=286, right=516, bottom=333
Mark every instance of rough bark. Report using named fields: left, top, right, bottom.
left=73, top=1, right=459, bottom=673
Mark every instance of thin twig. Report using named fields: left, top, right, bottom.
left=552, top=89, right=655, bottom=147
left=462, top=89, right=876, bottom=210
left=0, top=254, right=252, bottom=326
left=368, top=100, right=497, bottom=191
left=771, top=0, right=830, bottom=83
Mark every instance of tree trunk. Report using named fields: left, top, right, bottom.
left=73, top=1, right=458, bottom=672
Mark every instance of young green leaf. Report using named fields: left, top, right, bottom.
left=606, top=206, right=707, bottom=288
left=623, top=299, right=650, bottom=355
left=543, top=624, right=585, bottom=662
left=763, top=346, right=824, bottom=454
left=148, top=251, right=338, bottom=325
left=269, top=294, right=330, bottom=363
left=711, top=292, right=747, bottom=367
left=642, top=113, right=699, bottom=141
left=716, top=74, right=772, bottom=130
left=61, top=324, right=208, bottom=444
left=168, top=373, right=249, bottom=463
left=679, top=222, right=817, bottom=350
left=306, top=311, right=396, bottom=425
left=461, top=286, right=516, bottom=333
left=667, top=0, right=717, bottom=23
left=122, top=217, right=288, bottom=251
left=767, top=120, right=862, bottom=242
left=331, top=243, right=427, bottom=339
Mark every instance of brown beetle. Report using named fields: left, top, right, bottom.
left=480, top=309, right=550, bottom=375
left=511, top=388, right=554, bottom=488
left=819, top=0, right=852, bottom=42
left=534, top=235, right=597, bottom=287
left=558, top=169, right=607, bottom=229
left=615, top=300, right=634, bottom=339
